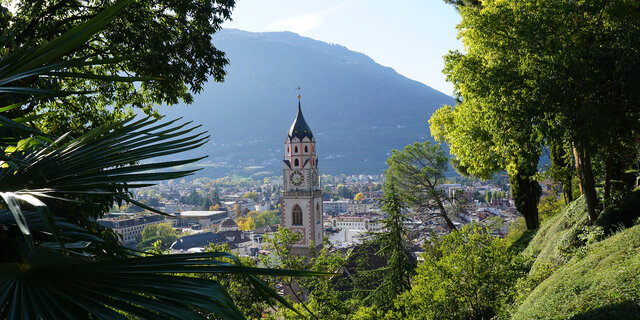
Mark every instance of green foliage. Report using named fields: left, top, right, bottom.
left=263, top=228, right=347, bottom=320
left=247, top=210, right=280, bottom=229
left=336, top=185, right=354, bottom=199
left=242, top=192, right=258, bottom=201
left=595, top=189, right=640, bottom=237
left=504, top=218, right=536, bottom=253
left=512, top=225, right=640, bottom=319
left=137, top=223, right=177, bottom=251
left=199, top=244, right=271, bottom=319
left=385, top=141, right=457, bottom=231
left=3, top=0, right=235, bottom=134
left=522, top=197, right=593, bottom=274
left=363, top=180, right=414, bottom=310
left=537, top=195, right=565, bottom=224
left=436, top=0, right=640, bottom=222
left=395, top=225, right=525, bottom=319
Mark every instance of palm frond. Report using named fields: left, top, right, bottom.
left=0, top=250, right=330, bottom=319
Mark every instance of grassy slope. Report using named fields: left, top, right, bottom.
left=520, top=197, right=590, bottom=274
left=513, top=197, right=640, bottom=319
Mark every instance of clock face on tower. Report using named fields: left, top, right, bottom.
left=311, top=171, right=318, bottom=188
left=290, top=171, right=304, bottom=186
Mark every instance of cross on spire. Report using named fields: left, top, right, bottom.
left=296, top=86, right=301, bottom=100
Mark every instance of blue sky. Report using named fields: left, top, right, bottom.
left=223, top=0, right=463, bottom=95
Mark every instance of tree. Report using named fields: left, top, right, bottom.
left=366, top=180, right=415, bottom=310
left=246, top=210, right=280, bottom=229
left=210, top=188, right=222, bottom=206
left=385, top=141, right=457, bottom=231
left=236, top=216, right=255, bottom=231
left=354, top=193, right=365, bottom=201
left=395, top=225, right=525, bottom=319
left=440, top=0, right=640, bottom=223
left=137, top=222, right=178, bottom=251
left=1, top=0, right=235, bottom=134
left=242, top=191, right=258, bottom=201
left=264, top=228, right=348, bottom=320
left=337, top=185, right=354, bottom=200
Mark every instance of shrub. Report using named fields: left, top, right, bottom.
left=395, top=225, right=525, bottom=319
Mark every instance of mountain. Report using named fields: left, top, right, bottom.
left=158, top=29, right=454, bottom=177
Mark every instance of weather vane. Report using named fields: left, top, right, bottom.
left=296, top=86, right=301, bottom=100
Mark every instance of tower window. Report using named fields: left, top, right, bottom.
left=294, top=158, right=299, bottom=167
left=294, top=146, right=298, bottom=153
left=292, top=205, right=303, bottom=226
left=304, top=146, right=308, bottom=153
left=287, top=146, right=289, bottom=153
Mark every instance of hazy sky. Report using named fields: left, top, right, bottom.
left=223, top=0, right=463, bottom=95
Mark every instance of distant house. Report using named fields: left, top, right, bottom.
left=331, top=216, right=384, bottom=232
left=323, top=200, right=348, bottom=214
left=254, top=202, right=270, bottom=212
left=219, top=217, right=239, bottom=232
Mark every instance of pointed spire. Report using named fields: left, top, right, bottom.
left=288, top=97, right=313, bottom=140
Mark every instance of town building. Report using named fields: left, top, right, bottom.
left=281, top=97, right=323, bottom=255
left=97, top=213, right=166, bottom=246
left=323, top=200, right=348, bottom=214
left=330, top=216, right=384, bottom=232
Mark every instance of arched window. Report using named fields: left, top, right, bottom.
left=294, top=146, right=298, bottom=153
left=294, top=158, right=299, bottom=167
left=304, top=146, right=308, bottom=153
left=292, top=205, right=303, bottom=226
left=287, top=146, right=289, bottom=153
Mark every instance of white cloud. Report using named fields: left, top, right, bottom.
left=266, top=13, right=325, bottom=34
left=264, top=1, right=357, bottom=35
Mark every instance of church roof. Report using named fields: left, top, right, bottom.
left=288, top=101, right=314, bottom=141
left=220, top=218, right=237, bottom=228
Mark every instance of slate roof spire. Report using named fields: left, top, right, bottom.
left=288, top=95, right=314, bottom=140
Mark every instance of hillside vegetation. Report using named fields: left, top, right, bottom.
left=511, top=195, right=640, bottom=319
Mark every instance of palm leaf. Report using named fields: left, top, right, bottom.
left=0, top=250, right=330, bottom=319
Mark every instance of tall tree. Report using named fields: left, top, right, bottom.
left=439, top=0, right=640, bottom=222
left=370, top=180, right=414, bottom=309
left=385, top=141, right=458, bottom=231
left=1, top=0, right=235, bottom=134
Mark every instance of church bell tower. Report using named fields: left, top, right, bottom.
left=281, top=95, right=323, bottom=255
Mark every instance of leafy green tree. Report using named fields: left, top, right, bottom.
left=180, top=188, right=203, bottom=206
left=385, top=141, right=457, bottom=231
left=210, top=187, right=222, bottom=206
left=395, top=225, right=525, bottom=319
left=337, top=185, right=354, bottom=200
left=242, top=191, right=259, bottom=201
left=430, top=2, right=548, bottom=229
left=440, top=0, right=640, bottom=222
left=200, top=196, right=212, bottom=210
left=247, top=210, right=280, bottom=229
left=1, top=0, right=235, bottom=134
left=137, top=222, right=178, bottom=251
